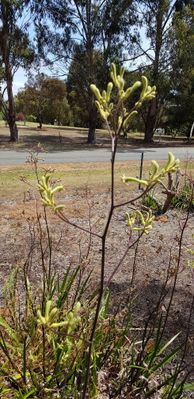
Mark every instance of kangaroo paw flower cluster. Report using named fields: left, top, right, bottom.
left=38, top=173, right=64, bottom=213
left=37, top=300, right=81, bottom=329
left=90, top=63, right=156, bottom=133
left=126, top=209, right=155, bottom=235
left=122, top=152, right=180, bottom=188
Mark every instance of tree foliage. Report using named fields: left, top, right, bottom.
left=31, top=0, right=138, bottom=143
left=166, top=5, right=194, bottom=134
left=0, top=0, right=34, bottom=141
left=1, top=0, right=194, bottom=142
left=16, top=74, right=71, bottom=127
left=67, top=46, right=106, bottom=128
left=134, top=0, right=194, bottom=142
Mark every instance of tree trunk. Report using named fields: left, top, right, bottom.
left=9, top=117, right=18, bottom=142
left=144, top=97, right=157, bottom=143
left=37, top=111, right=43, bottom=129
left=87, top=106, right=97, bottom=144
left=38, top=121, right=43, bottom=129
left=143, top=0, right=165, bottom=144
left=6, top=72, right=18, bottom=142
left=1, top=4, right=18, bottom=142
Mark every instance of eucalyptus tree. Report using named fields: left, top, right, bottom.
left=136, top=0, right=194, bottom=143
left=31, top=0, right=137, bottom=143
left=0, top=0, right=34, bottom=141
left=166, top=3, right=194, bottom=135
left=67, top=46, right=105, bottom=129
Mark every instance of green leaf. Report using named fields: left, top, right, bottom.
left=151, top=345, right=181, bottom=373
left=0, top=316, right=21, bottom=347
left=14, top=388, right=36, bottom=399
left=156, top=332, right=180, bottom=357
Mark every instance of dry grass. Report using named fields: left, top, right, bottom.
left=0, top=157, right=193, bottom=236
left=0, top=160, right=155, bottom=230
left=1, top=157, right=193, bottom=201
left=0, top=159, right=162, bottom=201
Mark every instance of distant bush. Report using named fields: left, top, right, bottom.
left=16, top=112, right=25, bottom=122
left=26, top=114, right=37, bottom=123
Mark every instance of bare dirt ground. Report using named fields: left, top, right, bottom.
left=1, top=127, right=194, bottom=395
left=0, top=125, right=193, bottom=152
left=1, top=172, right=194, bottom=381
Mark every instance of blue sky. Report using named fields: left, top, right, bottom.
left=12, top=10, right=56, bottom=94
left=13, top=68, right=28, bottom=94
left=13, top=65, right=54, bottom=94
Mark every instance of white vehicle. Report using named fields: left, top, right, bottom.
left=154, top=128, right=165, bottom=136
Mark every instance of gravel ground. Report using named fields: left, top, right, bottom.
left=1, top=186, right=194, bottom=396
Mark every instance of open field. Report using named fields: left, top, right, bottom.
left=0, top=124, right=193, bottom=153
left=0, top=161, right=140, bottom=199
left=2, top=157, right=194, bottom=200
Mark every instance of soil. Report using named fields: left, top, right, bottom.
left=0, top=125, right=193, bottom=152
left=1, top=182, right=194, bottom=395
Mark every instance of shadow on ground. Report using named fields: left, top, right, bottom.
left=0, top=127, right=193, bottom=153
left=109, top=278, right=194, bottom=372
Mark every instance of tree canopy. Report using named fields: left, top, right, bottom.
left=0, top=0, right=194, bottom=143
left=30, top=0, right=138, bottom=143
left=0, top=0, right=35, bottom=141
left=16, top=74, right=71, bottom=127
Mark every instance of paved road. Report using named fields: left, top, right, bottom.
left=0, top=146, right=194, bottom=165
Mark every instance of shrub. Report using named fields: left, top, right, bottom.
left=16, top=112, right=25, bottom=122
left=171, top=178, right=194, bottom=210
left=26, top=114, right=37, bottom=123
left=142, top=191, right=162, bottom=213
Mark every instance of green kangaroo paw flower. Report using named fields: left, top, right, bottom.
left=45, top=300, right=52, bottom=322
left=123, top=81, right=141, bottom=100
left=54, top=204, right=64, bottom=213
left=111, top=63, right=119, bottom=88
left=123, top=111, right=138, bottom=128
left=122, top=176, right=148, bottom=186
left=90, top=84, right=102, bottom=102
left=106, top=82, right=113, bottom=102
left=37, top=310, right=46, bottom=325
